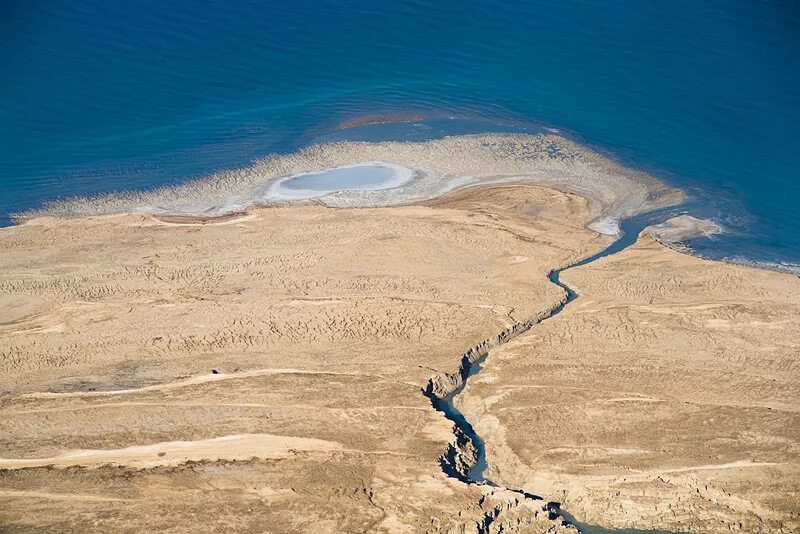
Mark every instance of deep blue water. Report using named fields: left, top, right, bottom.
left=2, top=0, right=799, bottom=269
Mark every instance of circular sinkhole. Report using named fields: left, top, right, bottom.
left=265, top=162, right=415, bottom=201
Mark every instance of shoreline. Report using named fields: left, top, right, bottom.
left=452, top=225, right=800, bottom=532
left=420, top=197, right=796, bottom=533
left=13, top=129, right=796, bottom=276
left=10, top=173, right=798, bottom=279
left=1, top=181, right=798, bottom=532
left=12, top=133, right=683, bottom=235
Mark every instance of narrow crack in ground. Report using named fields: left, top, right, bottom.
left=421, top=205, right=690, bottom=533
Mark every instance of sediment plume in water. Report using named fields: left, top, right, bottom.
left=14, top=133, right=683, bottom=235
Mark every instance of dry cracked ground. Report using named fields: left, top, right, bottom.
left=0, top=184, right=798, bottom=533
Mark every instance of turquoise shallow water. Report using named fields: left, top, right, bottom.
left=282, top=165, right=398, bottom=191
left=2, top=0, right=799, bottom=270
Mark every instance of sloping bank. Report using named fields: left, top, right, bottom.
left=423, top=209, right=698, bottom=534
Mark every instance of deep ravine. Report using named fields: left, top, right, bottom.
left=423, top=206, right=691, bottom=534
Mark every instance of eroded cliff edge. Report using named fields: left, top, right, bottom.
left=454, top=230, right=800, bottom=533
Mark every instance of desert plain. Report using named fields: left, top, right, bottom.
left=0, top=135, right=798, bottom=533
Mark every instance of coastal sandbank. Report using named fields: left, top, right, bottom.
left=14, top=134, right=683, bottom=236
left=1, top=139, right=797, bottom=533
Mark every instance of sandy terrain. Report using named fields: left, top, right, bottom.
left=1, top=175, right=798, bottom=532
left=457, top=233, right=800, bottom=533
left=1, top=184, right=600, bottom=533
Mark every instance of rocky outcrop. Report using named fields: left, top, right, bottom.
left=425, top=320, right=537, bottom=401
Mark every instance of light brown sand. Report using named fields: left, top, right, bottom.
left=1, top=180, right=797, bottom=533
left=1, top=184, right=596, bottom=533
left=457, top=232, right=800, bottom=533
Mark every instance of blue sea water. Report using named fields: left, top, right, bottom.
left=1, top=0, right=799, bottom=269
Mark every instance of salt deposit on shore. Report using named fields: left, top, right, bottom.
left=647, top=215, right=722, bottom=245
left=264, top=162, right=415, bottom=201
left=15, top=133, right=683, bottom=236
left=2, top=181, right=799, bottom=533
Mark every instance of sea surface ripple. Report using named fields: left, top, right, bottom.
left=1, top=0, right=799, bottom=270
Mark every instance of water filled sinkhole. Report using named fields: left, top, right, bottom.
left=266, top=162, right=414, bottom=201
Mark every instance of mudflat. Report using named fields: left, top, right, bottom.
left=1, top=180, right=798, bottom=533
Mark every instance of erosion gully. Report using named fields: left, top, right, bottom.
left=423, top=206, right=691, bottom=534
